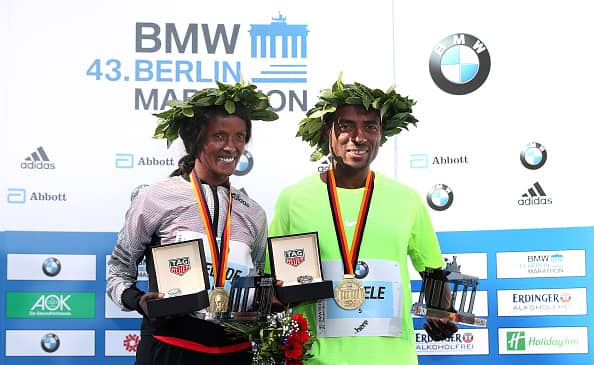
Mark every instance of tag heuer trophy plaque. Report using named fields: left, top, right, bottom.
left=146, top=239, right=210, bottom=318
left=268, top=232, right=333, bottom=304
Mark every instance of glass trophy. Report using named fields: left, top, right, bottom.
left=146, top=239, right=210, bottom=318
left=268, top=232, right=333, bottom=303
left=411, top=256, right=487, bottom=327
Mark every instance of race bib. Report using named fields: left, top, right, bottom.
left=316, top=259, right=403, bottom=337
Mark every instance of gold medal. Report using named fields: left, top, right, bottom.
left=208, top=287, right=230, bottom=312
left=334, top=274, right=365, bottom=310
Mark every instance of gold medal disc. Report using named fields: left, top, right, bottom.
left=208, top=287, right=230, bottom=312
left=334, top=274, right=365, bottom=310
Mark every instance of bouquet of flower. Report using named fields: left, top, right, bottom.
left=223, top=308, right=315, bottom=365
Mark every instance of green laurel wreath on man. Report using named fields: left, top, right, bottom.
left=296, top=72, right=419, bottom=161
left=153, top=80, right=279, bottom=147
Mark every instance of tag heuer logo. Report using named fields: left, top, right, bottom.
left=284, top=249, right=305, bottom=267
left=169, top=257, right=191, bottom=276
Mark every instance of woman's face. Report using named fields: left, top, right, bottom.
left=195, top=114, right=248, bottom=185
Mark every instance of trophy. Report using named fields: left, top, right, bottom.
left=146, top=239, right=210, bottom=318
left=411, top=256, right=487, bottom=327
left=205, top=274, right=276, bottom=332
left=268, top=232, right=334, bottom=304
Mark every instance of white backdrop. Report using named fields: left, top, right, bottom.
left=2, top=1, right=593, bottom=364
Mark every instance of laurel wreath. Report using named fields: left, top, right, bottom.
left=153, top=80, right=279, bottom=147
left=296, top=73, right=419, bottom=161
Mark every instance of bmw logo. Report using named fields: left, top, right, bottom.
left=233, top=150, right=254, bottom=176
left=42, top=257, right=61, bottom=277
left=429, top=33, right=490, bottom=95
left=354, top=260, right=369, bottom=279
left=427, top=184, right=454, bottom=211
left=40, top=333, right=60, bottom=353
left=520, top=142, right=547, bottom=170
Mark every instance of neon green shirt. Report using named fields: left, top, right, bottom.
left=269, top=172, right=444, bottom=365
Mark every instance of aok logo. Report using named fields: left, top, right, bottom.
left=31, top=294, right=71, bottom=312
left=7, top=292, right=96, bottom=318
left=506, top=331, right=526, bottom=351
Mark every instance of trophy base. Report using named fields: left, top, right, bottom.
left=412, top=304, right=487, bottom=327
left=276, top=280, right=334, bottom=304
left=147, top=290, right=209, bottom=318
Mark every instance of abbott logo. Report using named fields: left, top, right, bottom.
left=115, top=153, right=134, bottom=168
left=410, top=154, right=429, bottom=168
left=518, top=182, right=552, bottom=206
left=506, top=331, right=526, bottom=351
left=7, top=188, right=26, bottom=204
left=21, top=146, right=55, bottom=170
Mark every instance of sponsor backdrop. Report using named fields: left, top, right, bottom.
left=1, top=0, right=592, bottom=364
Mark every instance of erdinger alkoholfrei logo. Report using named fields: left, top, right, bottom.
left=520, top=142, right=547, bottom=170
left=42, top=257, right=62, bottom=277
left=41, top=333, right=60, bottom=353
left=354, top=260, right=369, bottom=279
left=284, top=248, right=305, bottom=267
left=234, top=150, right=254, bottom=176
left=169, top=257, right=191, bottom=276
left=430, top=33, right=490, bottom=95
left=426, top=184, right=454, bottom=211
left=249, top=12, right=309, bottom=84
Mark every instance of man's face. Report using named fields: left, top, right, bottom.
left=329, top=104, right=381, bottom=171
left=195, top=114, right=247, bottom=185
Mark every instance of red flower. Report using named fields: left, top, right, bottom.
left=291, top=313, right=310, bottom=343
left=282, top=334, right=304, bottom=360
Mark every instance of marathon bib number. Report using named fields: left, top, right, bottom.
left=316, top=259, right=403, bottom=337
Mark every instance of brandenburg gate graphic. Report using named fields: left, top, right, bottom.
left=248, top=13, right=309, bottom=83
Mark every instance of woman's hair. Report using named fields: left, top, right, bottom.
left=170, top=105, right=252, bottom=176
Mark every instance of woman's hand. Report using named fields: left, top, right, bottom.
left=138, top=291, right=164, bottom=316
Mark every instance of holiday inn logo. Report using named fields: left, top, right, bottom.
left=499, top=327, right=587, bottom=354
left=506, top=331, right=526, bottom=351
left=6, top=292, right=96, bottom=318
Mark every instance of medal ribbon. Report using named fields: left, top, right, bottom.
left=326, top=168, right=375, bottom=274
left=190, top=170, right=232, bottom=288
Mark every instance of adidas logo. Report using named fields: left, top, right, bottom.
left=518, top=182, right=552, bottom=206
left=20, top=146, right=55, bottom=170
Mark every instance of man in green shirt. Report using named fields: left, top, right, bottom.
left=269, top=74, right=458, bottom=364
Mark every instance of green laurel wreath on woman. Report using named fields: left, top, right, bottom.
left=153, top=80, right=279, bottom=147
left=296, top=73, right=419, bottom=161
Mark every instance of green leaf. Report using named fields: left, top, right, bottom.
left=181, top=107, right=194, bottom=117
left=224, top=100, right=236, bottom=114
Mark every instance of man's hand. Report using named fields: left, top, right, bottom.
left=423, top=317, right=458, bottom=341
left=138, top=291, right=164, bottom=316
left=271, top=280, right=286, bottom=312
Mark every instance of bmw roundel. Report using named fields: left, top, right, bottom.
left=430, top=33, right=490, bottom=95
left=520, top=142, right=547, bottom=170
left=354, top=260, right=369, bottom=279
left=427, top=184, right=454, bottom=211
left=42, top=257, right=62, bottom=277
left=41, top=333, right=60, bottom=353
left=234, top=150, right=254, bottom=176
